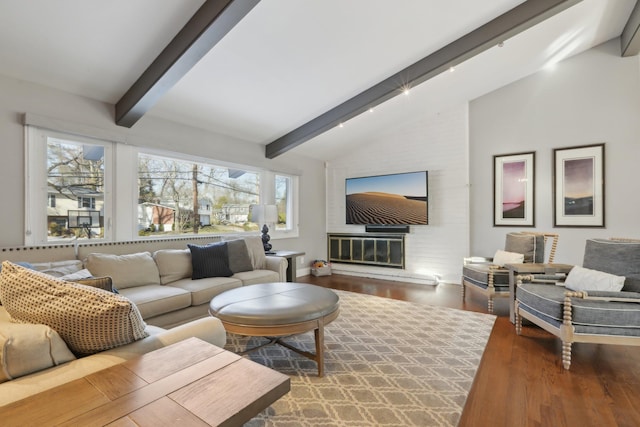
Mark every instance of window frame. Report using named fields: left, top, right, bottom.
left=25, top=126, right=114, bottom=245
left=25, top=127, right=299, bottom=244
left=272, top=173, right=298, bottom=237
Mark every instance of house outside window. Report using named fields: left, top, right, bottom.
left=42, top=135, right=107, bottom=241
left=26, top=126, right=297, bottom=244
left=137, top=153, right=260, bottom=236
left=77, top=197, right=96, bottom=209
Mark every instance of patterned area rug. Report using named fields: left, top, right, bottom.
left=225, top=290, right=496, bottom=427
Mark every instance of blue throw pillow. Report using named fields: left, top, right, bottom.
left=0, top=261, right=33, bottom=273
left=188, top=242, right=233, bottom=280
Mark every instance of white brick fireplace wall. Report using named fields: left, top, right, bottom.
left=326, top=104, right=469, bottom=284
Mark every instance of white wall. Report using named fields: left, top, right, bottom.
left=469, top=39, right=640, bottom=266
left=0, top=75, right=327, bottom=271
left=326, top=105, right=469, bottom=284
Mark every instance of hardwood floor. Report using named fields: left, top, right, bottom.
left=299, top=274, right=640, bottom=427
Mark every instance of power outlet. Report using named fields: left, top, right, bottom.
left=299, top=256, right=305, bottom=265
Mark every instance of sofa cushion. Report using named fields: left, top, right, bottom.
left=188, top=243, right=233, bottom=279
left=117, top=285, right=192, bottom=319
left=0, top=261, right=148, bottom=355
left=232, top=269, right=280, bottom=286
left=59, top=268, right=93, bottom=281
left=517, top=283, right=640, bottom=335
left=0, top=321, right=76, bottom=383
left=168, top=277, right=242, bottom=306
left=153, top=249, right=192, bottom=285
left=505, top=233, right=545, bottom=263
left=565, top=266, right=625, bottom=292
left=226, top=239, right=254, bottom=274
left=244, top=236, right=267, bottom=270
left=31, top=260, right=84, bottom=277
left=462, top=264, right=510, bottom=289
left=85, top=252, right=160, bottom=289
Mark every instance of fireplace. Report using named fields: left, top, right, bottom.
left=327, top=233, right=404, bottom=269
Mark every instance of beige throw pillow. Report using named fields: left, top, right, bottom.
left=0, top=322, right=76, bottom=383
left=0, top=261, right=148, bottom=355
left=153, top=249, right=192, bottom=284
left=85, top=252, right=160, bottom=289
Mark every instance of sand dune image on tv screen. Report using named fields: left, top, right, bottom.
left=346, top=192, right=428, bottom=225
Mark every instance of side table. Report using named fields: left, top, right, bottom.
left=271, top=250, right=305, bottom=282
left=506, top=263, right=573, bottom=323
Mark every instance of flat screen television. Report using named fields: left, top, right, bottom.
left=345, top=171, right=428, bottom=225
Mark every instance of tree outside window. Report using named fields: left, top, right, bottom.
left=47, top=138, right=105, bottom=240
left=275, top=175, right=291, bottom=230
left=137, top=154, right=260, bottom=236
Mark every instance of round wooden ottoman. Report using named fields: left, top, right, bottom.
left=209, top=282, right=340, bottom=377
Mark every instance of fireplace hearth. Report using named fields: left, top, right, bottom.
left=327, top=233, right=404, bottom=269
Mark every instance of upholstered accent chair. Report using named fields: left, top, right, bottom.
left=515, top=238, right=640, bottom=370
left=462, top=232, right=559, bottom=313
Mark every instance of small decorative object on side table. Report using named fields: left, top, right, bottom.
left=250, top=204, right=278, bottom=254
left=261, top=224, right=275, bottom=254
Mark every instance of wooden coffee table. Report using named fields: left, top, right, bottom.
left=0, top=337, right=290, bottom=426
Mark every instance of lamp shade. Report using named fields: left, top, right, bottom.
left=249, top=204, right=263, bottom=223
left=249, top=204, right=278, bottom=224
left=264, top=204, right=278, bottom=223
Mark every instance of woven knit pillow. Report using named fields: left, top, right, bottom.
left=0, top=261, right=148, bottom=355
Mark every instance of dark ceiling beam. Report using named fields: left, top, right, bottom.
left=115, top=0, right=260, bottom=128
left=621, top=0, right=640, bottom=57
left=265, top=0, right=581, bottom=159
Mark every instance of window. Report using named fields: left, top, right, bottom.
left=26, top=126, right=298, bottom=244
left=137, top=153, right=260, bottom=236
left=275, top=174, right=293, bottom=231
left=26, top=127, right=112, bottom=244
left=77, top=197, right=96, bottom=209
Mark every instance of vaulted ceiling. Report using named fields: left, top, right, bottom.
left=0, top=0, right=637, bottom=161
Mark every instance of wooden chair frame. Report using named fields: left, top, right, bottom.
left=515, top=274, right=640, bottom=369
left=462, top=232, right=559, bottom=313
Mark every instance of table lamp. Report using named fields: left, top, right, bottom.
left=250, top=204, right=278, bottom=254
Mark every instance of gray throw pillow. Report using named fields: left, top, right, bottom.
left=226, top=239, right=254, bottom=274
left=188, top=243, right=233, bottom=279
